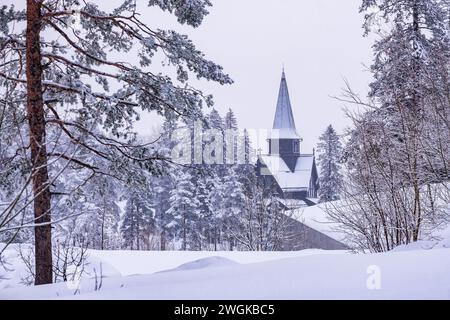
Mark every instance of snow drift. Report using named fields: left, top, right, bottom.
left=1, top=244, right=450, bottom=300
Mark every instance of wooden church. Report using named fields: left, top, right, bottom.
left=256, top=70, right=347, bottom=250
left=257, top=70, right=320, bottom=208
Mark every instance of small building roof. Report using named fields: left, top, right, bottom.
left=287, top=201, right=350, bottom=245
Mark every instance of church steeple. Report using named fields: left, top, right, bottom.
left=268, top=69, right=302, bottom=172
left=272, top=69, right=301, bottom=139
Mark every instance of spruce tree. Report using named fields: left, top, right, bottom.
left=121, top=191, right=154, bottom=250
left=167, top=169, right=199, bottom=250
left=317, top=125, right=343, bottom=202
left=225, top=108, right=238, bottom=130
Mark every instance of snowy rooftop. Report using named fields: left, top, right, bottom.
left=259, top=154, right=314, bottom=191
left=278, top=198, right=308, bottom=209
left=287, top=202, right=348, bottom=244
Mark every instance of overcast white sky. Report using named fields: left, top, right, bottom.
left=7, top=0, right=375, bottom=153
left=132, top=0, right=375, bottom=152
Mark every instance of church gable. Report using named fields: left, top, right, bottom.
left=259, top=154, right=315, bottom=192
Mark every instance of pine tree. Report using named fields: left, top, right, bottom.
left=167, top=169, right=200, bottom=250
left=152, top=176, right=173, bottom=250
left=317, top=125, right=343, bottom=202
left=327, top=0, right=450, bottom=252
left=121, top=191, right=154, bottom=250
left=234, top=169, right=288, bottom=251
left=224, top=108, right=238, bottom=164
left=206, top=171, right=226, bottom=249
left=85, top=175, right=121, bottom=250
left=221, top=166, right=245, bottom=250
left=0, top=1, right=231, bottom=283
left=207, top=109, right=225, bottom=131
left=360, top=0, right=450, bottom=186
left=224, top=108, right=238, bottom=130
left=193, top=170, right=216, bottom=250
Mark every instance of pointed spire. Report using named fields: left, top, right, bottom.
left=272, top=69, right=300, bottom=139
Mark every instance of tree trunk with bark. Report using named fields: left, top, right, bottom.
left=26, top=0, right=53, bottom=285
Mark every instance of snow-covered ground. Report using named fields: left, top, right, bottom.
left=1, top=240, right=450, bottom=299
left=2, top=204, right=449, bottom=300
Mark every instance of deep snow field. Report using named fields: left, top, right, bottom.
left=1, top=238, right=449, bottom=299
left=1, top=202, right=449, bottom=300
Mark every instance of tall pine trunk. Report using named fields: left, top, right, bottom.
left=182, top=212, right=187, bottom=251
left=101, top=198, right=106, bottom=250
left=160, top=229, right=166, bottom=250
left=26, top=0, right=53, bottom=285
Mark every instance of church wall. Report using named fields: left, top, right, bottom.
left=284, top=190, right=308, bottom=200
left=282, top=217, right=348, bottom=250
